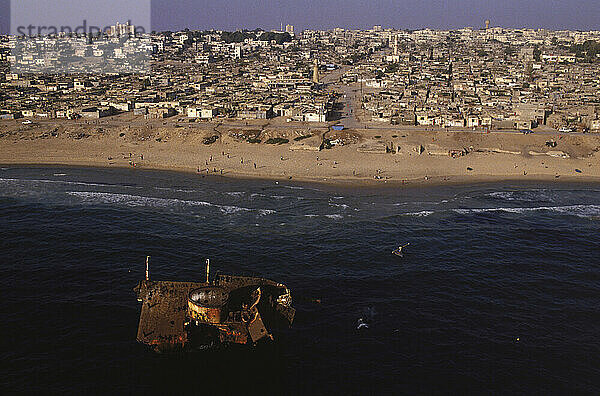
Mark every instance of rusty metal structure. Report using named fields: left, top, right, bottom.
left=134, top=259, right=295, bottom=352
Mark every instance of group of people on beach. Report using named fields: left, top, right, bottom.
left=197, top=151, right=259, bottom=175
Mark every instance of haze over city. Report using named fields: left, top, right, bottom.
left=1, top=0, right=600, bottom=34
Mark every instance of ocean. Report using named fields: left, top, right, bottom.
left=2, top=166, right=599, bottom=395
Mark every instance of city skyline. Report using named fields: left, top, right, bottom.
left=1, top=0, right=600, bottom=35
left=141, top=0, right=600, bottom=32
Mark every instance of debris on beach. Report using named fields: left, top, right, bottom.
left=203, top=135, right=219, bottom=145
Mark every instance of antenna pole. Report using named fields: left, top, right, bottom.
left=206, top=258, right=210, bottom=284
left=145, top=256, right=150, bottom=280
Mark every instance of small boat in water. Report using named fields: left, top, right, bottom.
left=392, top=243, right=410, bottom=257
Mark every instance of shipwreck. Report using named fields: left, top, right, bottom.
left=134, top=257, right=295, bottom=352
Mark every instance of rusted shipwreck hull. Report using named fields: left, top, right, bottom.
left=134, top=274, right=295, bottom=352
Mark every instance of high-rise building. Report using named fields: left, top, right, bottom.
left=109, top=21, right=135, bottom=37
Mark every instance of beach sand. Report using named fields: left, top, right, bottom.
left=1, top=118, right=599, bottom=186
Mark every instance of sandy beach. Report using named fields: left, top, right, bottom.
left=1, top=116, right=600, bottom=186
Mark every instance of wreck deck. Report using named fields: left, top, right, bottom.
left=136, top=280, right=207, bottom=348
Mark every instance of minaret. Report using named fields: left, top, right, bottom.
left=394, top=35, right=398, bottom=56
left=485, top=20, right=490, bottom=30
left=312, top=59, right=319, bottom=84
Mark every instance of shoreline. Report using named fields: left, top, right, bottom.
left=1, top=122, right=599, bottom=188
left=3, top=160, right=600, bottom=189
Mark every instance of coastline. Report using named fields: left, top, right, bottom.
left=3, top=157, right=600, bottom=189
left=1, top=121, right=599, bottom=187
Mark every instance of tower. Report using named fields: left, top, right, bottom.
left=394, top=35, right=398, bottom=56
left=312, top=59, right=319, bottom=84
left=485, top=20, right=490, bottom=30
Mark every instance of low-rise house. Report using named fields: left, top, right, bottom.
left=148, top=107, right=176, bottom=119
left=80, top=106, right=115, bottom=119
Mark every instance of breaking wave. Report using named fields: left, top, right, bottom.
left=224, top=191, right=245, bottom=197
left=453, top=205, right=600, bottom=218
left=0, top=177, right=109, bottom=188
left=329, top=202, right=349, bottom=210
left=325, top=214, right=344, bottom=220
left=154, top=187, right=196, bottom=193
left=65, top=191, right=275, bottom=215
left=283, top=186, right=306, bottom=190
left=403, top=210, right=435, bottom=217
left=486, top=190, right=555, bottom=202
left=402, top=205, right=600, bottom=219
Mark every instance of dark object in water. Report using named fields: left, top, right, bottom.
left=357, top=318, right=369, bottom=330
left=357, top=307, right=376, bottom=329
left=467, top=167, right=473, bottom=171
left=575, top=169, right=582, bottom=173
left=134, top=260, right=295, bottom=352
left=392, top=243, right=410, bottom=257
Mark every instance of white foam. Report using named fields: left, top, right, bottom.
left=325, top=214, right=344, bottom=220
left=329, top=203, right=349, bottom=210
left=404, top=210, right=434, bottom=217
left=453, top=205, right=600, bottom=218
left=487, top=190, right=552, bottom=202
left=224, top=191, right=245, bottom=197
left=0, top=177, right=106, bottom=188
left=66, top=191, right=275, bottom=215
left=155, top=187, right=196, bottom=193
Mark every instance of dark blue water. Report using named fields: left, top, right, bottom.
left=2, top=166, right=599, bottom=395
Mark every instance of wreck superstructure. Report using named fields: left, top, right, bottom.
left=134, top=260, right=295, bottom=352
